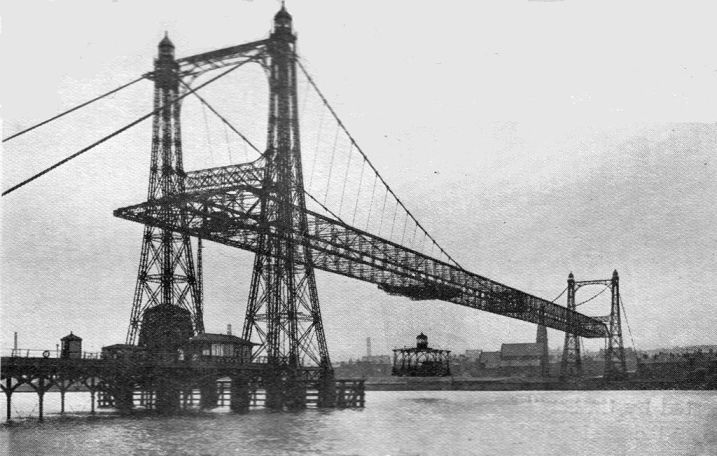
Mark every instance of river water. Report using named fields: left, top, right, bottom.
left=1, top=390, right=716, bottom=455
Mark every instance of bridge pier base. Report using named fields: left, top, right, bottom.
left=4, top=390, right=11, bottom=423
left=83, top=377, right=102, bottom=413
left=156, top=378, right=181, bottom=414
left=230, top=375, right=250, bottom=413
left=285, top=375, right=306, bottom=411
left=32, top=377, right=54, bottom=422
left=112, top=383, right=135, bottom=414
left=264, top=368, right=306, bottom=411
left=317, top=369, right=337, bottom=408
left=200, top=378, right=219, bottom=409
left=38, top=392, right=44, bottom=421
left=58, top=379, right=74, bottom=416
left=336, top=381, right=346, bottom=408
left=2, top=377, right=13, bottom=423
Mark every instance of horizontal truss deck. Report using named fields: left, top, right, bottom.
left=115, top=162, right=608, bottom=338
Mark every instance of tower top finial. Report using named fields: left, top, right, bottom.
left=272, top=2, right=294, bottom=41
left=275, top=2, right=292, bottom=21
left=159, top=32, right=174, bottom=49
left=158, top=32, right=175, bottom=59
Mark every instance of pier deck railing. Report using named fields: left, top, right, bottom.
left=2, top=348, right=102, bottom=359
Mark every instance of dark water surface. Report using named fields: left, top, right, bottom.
left=2, top=390, right=716, bottom=455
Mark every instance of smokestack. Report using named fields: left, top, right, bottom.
left=227, top=324, right=232, bottom=336
left=14, top=332, right=18, bottom=351
left=367, top=337, right=372, bottom=359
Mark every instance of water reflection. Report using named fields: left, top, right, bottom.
left=2, top=391, right=716, bottom=455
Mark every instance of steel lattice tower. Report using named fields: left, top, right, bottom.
left=560, top=272, right=583, bottom=378
left=125, top=35, right=203, bottom=345
left=241, top=7, right=331, bottom=409
left=604, top=270, right=627, bottom=380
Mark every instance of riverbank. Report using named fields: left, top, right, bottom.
left=364, top=376, right=717, bottom=391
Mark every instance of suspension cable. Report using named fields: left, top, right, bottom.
left=3, top=75, right=147, bottom=143
left=619, top=295, right=639, bottom=358
left=323, top=125, right=340, bottom=204
left=297, top=58, right=463, bottom=269
left=308, top=109, right=324, bottom=189
left=352, top=159, right=365, bottom=225
left=3, top=61, right=251, bottom=197
left=338, top=145, right=353, bottom=215
left=378, top=188, right=388, bottom=236
left=365, top=173, right=377, bottom=230
left=305, top=190, right=345, bottom=224
left=200, top=103, right=215, bottom=164
left=551, top=286, right=568, bottom=303
left=182, top=76, right=338, bottom=224
left=178, top=79, right=262, bottom=157
left=400, top=212, right=408, bottom=245
left=576, top=285, right=609, bottom=307
left=224, top=123, right=233, bottom=163
left=389, top=200, right=398, bottom=240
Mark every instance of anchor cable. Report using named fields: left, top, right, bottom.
left=3, top=75, right=147, bottom=143
left=3, top=61, right=251, bottom=197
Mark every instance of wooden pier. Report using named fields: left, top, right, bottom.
left=1, top=355, right=365, bottom=422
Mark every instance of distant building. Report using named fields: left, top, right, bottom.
left=500, top=343, right=543, bottom=367
left=336, top=355, right=393, bottom=378
left=479, top=351, right=501, bottom=370
left=500, top=343, right=543, bottom=377
left=464, top=349, right=482, bottom=361
left=361, top=355, right=392, bottom=364
left=636, top=349, right=717, bottom=382
left=392, top=333, right=451, bottom=377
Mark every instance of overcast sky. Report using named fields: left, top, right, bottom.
left=2, top=0, right=716, bottom=360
